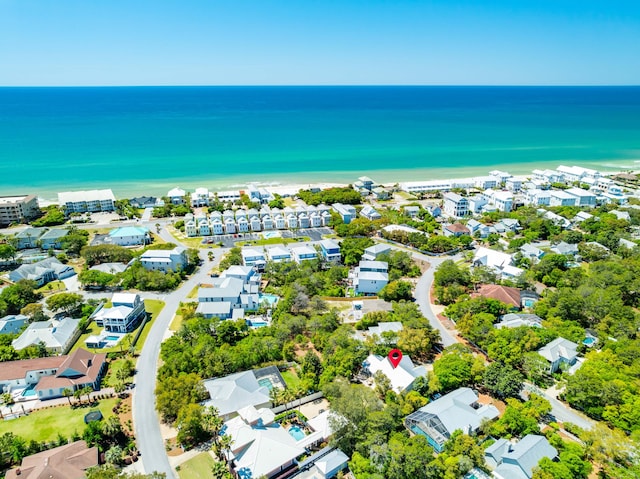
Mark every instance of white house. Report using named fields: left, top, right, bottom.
left=242, top=248, right=267, bottom=269
left=191, top=187, right=210, bottom=207
left=332, top=204, right=357, bottom=224
left=93, top=293, right=146, bottom=333
left=12, top=317, right=80, bottom=354
left=107, top=226, right=150, bottom=246
left=9, top=257, right=76, bottom=287
left=565, top=187, right=597, bottom=207
left=353, top=260, right=389, bottom=295
left=139, top=247, right=187, bottom=272
left=202, top=370, right=272, bottom=420
left=167, top=187, right=186, bottom=204
left=58, top=189, right=116, bottom=214
left=506, top=178, right=522, bottom=192
left=538, top=337, right=579, bottom=373
left=486, top=435, right=557, bottom=479
left=468, top=195, right=489, bottom=214
left=443, top=193, right=469, bottom=218
left=267, top=246, right=292, bottom=263
left=549, top=190, right=577, bottom=207
left=362, top=243, right=392, bottom=261
left=362, top=353, right=426, bottom=393
left=291, top=245, right=318, bottom=264
left=525, top=189, right=551, bottom=207
left=359, top=205, right=382, bottom=221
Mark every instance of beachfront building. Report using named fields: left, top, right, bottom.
left=139, top=246, right=187, bottom=272
left=107, top=226, right=150, bottom=246
left=353, top=260, right=389, bottom=295
left=361, top=353, right=426, bottom=393
left=9, top=257, right=76, bottom=287
left=482, top=189, right=513, bottom=212
left=12, top=317, right=80, bottom=355
left=556, top=165, right=600, bottom=183
left=191, top=187, right=210, bottom=207
left=399, top=179, right=452, bottom=193
left=333, top=203, right=357, bottom=224
left=443, top=192, right=469, bottom=218
left=405, top=388, right=499, bottom=452
left=93, top=293, right=146, bottom=333
left=467, top=195, right=488, bottom=214
left=167, top=187, right=186, bottom=204
left=506, top=178, right=522, bottom=192
left=0, top=195, right=40, bottom=226
left=474, top=176, right=501, bottom=190
left=319, top=239, right=341, bottom=262
left=58, top=189, right=116, bottom=214
left=532, top=169, right=564, bottom=184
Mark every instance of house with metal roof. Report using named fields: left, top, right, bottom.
left=404, top=387, right=499, bottom=452
left=107, top=226, right=150, bottom=246
left=0, top=314, right=28, bottom=335
left=485, top=435, right=557, bottom=479
left=202, top=370, right=272, bottom=420
left=12, top=317, right=80, bottom=354
left=362, top=353, right=426, bottom=393
left=538, top=337, right=579, bottom=373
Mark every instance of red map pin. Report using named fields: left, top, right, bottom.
left=388, top=349, right=403, bottom=369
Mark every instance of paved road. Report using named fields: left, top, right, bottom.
left=133, top=237, right=221, bottom=478
left=523, top=384, right=595, bottom=431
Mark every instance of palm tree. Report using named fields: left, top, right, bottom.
left=81, top=385, right=93, bottom=404
left=103, top=416, right=122, bottom=437
left=62, top=388, right=73, bottom=406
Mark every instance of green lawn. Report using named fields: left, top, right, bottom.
left=238, top=236, right=311, bottom=247
left=177, top=452, right=217, bottom=479
left=281, top=369, right=302, bottom=390
left=69, top=299, right=165, bottom=354
left=169, top=313, right=184, bottom=332
left=0, top=397, right=118, bottom=443
left=37, top=280, right=66, bottom=294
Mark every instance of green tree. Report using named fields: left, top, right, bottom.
left=378, top=280, right=413, bottom=301
left=433, top=345, right=483, bottom=392
left=20, top=302, right=47, bottom=322
left=46, top=292, right=84, bottom=316
left=156, top=372, right=208, bottom=424
left=483, top=361, right=524, bottom=400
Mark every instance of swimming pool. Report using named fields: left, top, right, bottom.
left=249, top=320, right=268, bottom=328
left=583, top=337, right=596, bottom=346
left=288, top=425, right=306, bottom=441
left=258, top=377, right=275, bottom=391
left=259, top=293, right=279, bottom=306
left=105, top=335, right=121, bottom=341
left=21, top=383, right=37, bottom=397
left=263, top=231, right=281, bottom=239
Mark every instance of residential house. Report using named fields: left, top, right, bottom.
left=139, top=246, right=187, bottom=272
left=549, top=190, right=577, bottom=207
left=262, top=215, right=275, bottom=230
left=611, top=209, right=631, bottom=221
left=404, top=387, right=500, bottom=452
left=354, top=321, right=403, bottom=343
left=39, top=228, right=70, bottom=250
left=89, top=262, right=128, bottom=274
left=565, top=187, right=597, bottom=207
left=223, top=406, right=305, bottom=479
left=15, top=227, right=46, bottom=249
left=202, top=370, right=272, bottom=420
left=361, top=353, right=426, bottom=393
left=129, top=196, right=159, bottom=208
left=5, top=440, right=99, bottom=479
left=296, top=448, right=350, bottom=479
left=506, top=178, right=522, bottom=192
left=191, top=187, right=210, bottom=207
left=332, top=203, right=357, bottom=224
left=550, top=241, right=579, bottom=256
left=620, top=238, right=637, bottom=250
left=360, top=205, right=382, bottom=221
left=274, top=214, right=286, bottom=230
left=473, top=284, right=521, bottom=309
left=319, top=239, right=341, bottom=262
left=12, top=317, right=80, bottom=354
left=495, top=313, right=543, bottom=329
left=35, top=348, right=107, bottom=400
left=372, top=187, right=390, bottom=200
left=486, top=435, right=557, bottom=479
left=267, top=246, right=292, bottom=263
left=237, top=217, right=250, bottom=233
left=403, top=206, right=420, bottom=218
left=353, top=260, right=389, bottom=295
left=93, top=293, right=146, bottom=333
left=426, top=205, right=442, bottom=218
left=525, top=189, right=551, bottom=207
left=489, top=170, right=513, bottom=183
left=497, top=218, right=520, bottom=233
left=107, top=226, right=150, bottom=246
left=224, top=217, right=237, bottom=234
left=9, top=257, right=76, bottom=286
left=556, top=165, right=600, bottom=183
left=484, top=190, right=513, bottom=212
left=443, top=223, right=470, bottom=237
left=532, top=168, right=564, bottom=184
left=0, top=356, right=63, bottom=394
left=291, top=245, right=318, bottom=264
left=573, top=211, right=593, bottom=223
left=474, top=176, right=500, bottom=190
left=473, top=248, right=524, bottom=280
left=0, top=314, right=28, bottom=335
left=538, top=209, right=571, bottom=229
left=58, top=189, right=116, bottom=214
left=217, top=190, right=241, bottom=203
left=443, top=193, right=469, bottom=218
left=538, top=337, right=579, bottom=373
left=286, top=214, right=298, bottom=229
left=362, top=243, right=392, bottom=261
left=466, top=219, right=490, bottom=238
left=468, top=195, right=489, bottom=214
left=520, top=244, right=545, bottom=262
left=196, top=267, right=260, bottom=320
left=242, top=248, right=267, bottom=270
left=167, top=187, right=186, bottom=204
left=0, top=195, right=40, bottom=226
left=185, top=219, right=197, bottom=237
left=400, top=180, right=453, bottom=193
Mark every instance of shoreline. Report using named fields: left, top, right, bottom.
left=25, top=160, right=637, bottom=202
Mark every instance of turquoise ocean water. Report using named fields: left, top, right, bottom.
left=1, top=86, right=639, bottom=199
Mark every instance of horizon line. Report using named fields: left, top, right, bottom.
left=1, top=84, right=640, bottom=88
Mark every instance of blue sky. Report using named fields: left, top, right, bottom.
left=1, top=0, right=639, bottom=85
